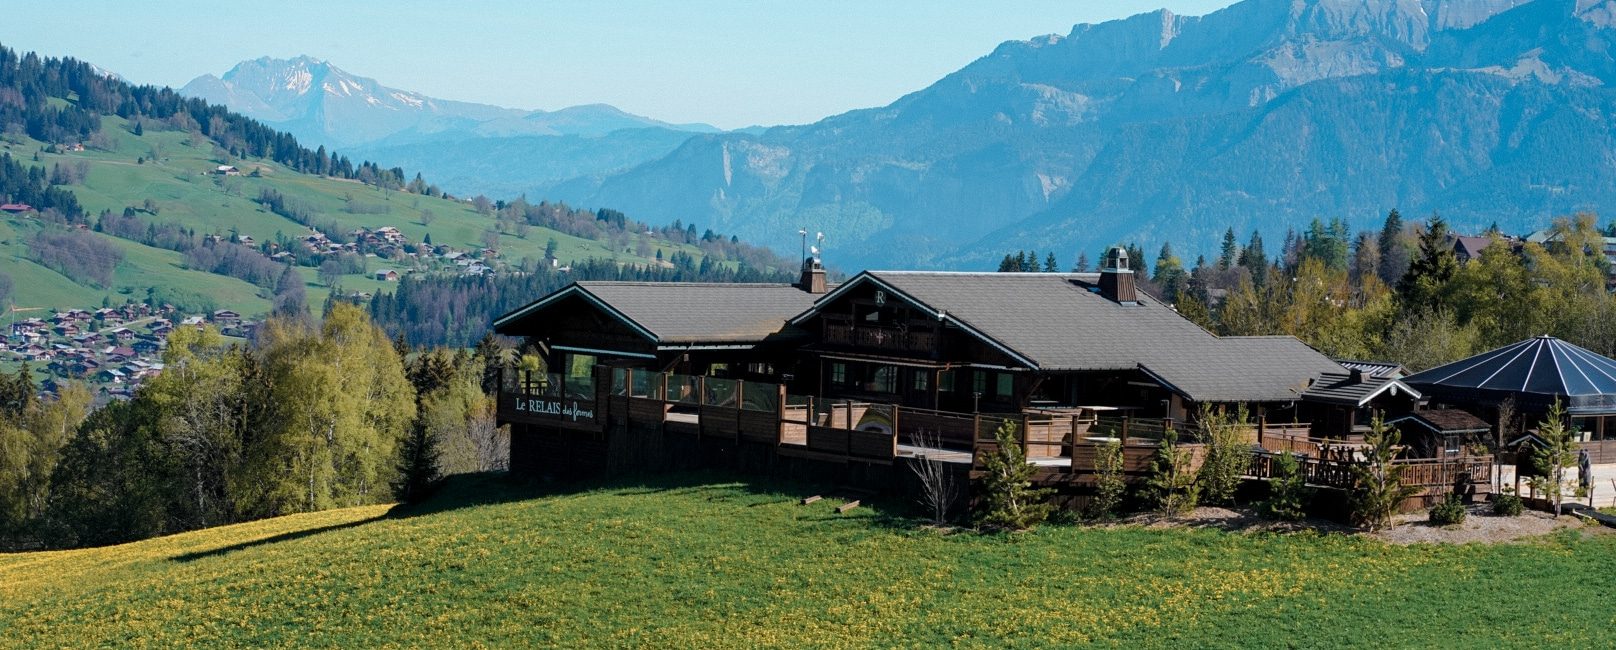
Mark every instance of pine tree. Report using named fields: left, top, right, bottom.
left=1219, top=227, right=1239, bottom=269
left=393, top=420, right=441, bottom=503
left=1377, top=208, right=1409, bottom=286
left=1397, top=214, right=1458, bottom=312
left=975, top=421, right=1053, bottom=531
left=1239, top=231, right=1268, bottom=286
left=1349, top=412, right=1418, bottom=531
left=1074, top=252, right=1090, bottom=273
left=1145, top=424, right=1200, bottom=517
left=1531, top=399, right=1579, bottom=517
left=1043, top=252, right=1058, bottom=273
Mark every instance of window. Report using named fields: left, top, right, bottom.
left=972, top=371, right=987, bottom=396
left=872, top=365, right=898, bottom=393
left=830, top=362, right=847, bottom=387
left=996, top=373, right=1013, bottom=398
left=912, top=370, right=929, bottom=392
left=939, top=370, right=954, bottom=393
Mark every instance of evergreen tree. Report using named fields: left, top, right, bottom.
left=1349, top=413, right=1418, bottom=531
left=1397, top=215, right=1459, bottom=312
left=1239, top=231, right=1268, bottom=286
left=1219, top=227, right=1238, bottom=269
left=1043, top=252, right=1058, bottom=273
left=1377, top=209, right=1410, bottom=287
left=975, top=421, right=1053, bottom=531
left=393, top=419, right=441, bottom=503
left=1074, top=252, right=1090, bottom=273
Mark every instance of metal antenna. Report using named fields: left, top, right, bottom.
left=798, top=228, right=808, bottom=262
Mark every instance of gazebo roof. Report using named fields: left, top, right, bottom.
left=1403, top=336, right=1616, bottom=415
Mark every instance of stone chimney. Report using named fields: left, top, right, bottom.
left=1098, top=246, right=1137, bottom=304
left=797, top=257, right=827, bottom=294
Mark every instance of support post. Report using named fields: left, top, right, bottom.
left=891, top=405, right=901, bottom=457
left=776, top=384, right=787, bottom=446
left=1121, top=415, right=1131, bottom=446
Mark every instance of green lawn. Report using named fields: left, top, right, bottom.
left=1, top=472, right=1611, bottom=647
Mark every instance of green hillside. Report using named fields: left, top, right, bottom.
left=1, top=114, right=715, bottom=317
left=2, top=472, right=1612, bottom=647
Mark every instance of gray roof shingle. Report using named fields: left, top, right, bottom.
left=496, top=281, right=822, bottom=345
left=1300, top=371, right=1420, bottom=406
left=823, top=272, right=1343, bottom=403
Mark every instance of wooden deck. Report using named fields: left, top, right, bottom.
left=502, top=366, right=1494, bottom=507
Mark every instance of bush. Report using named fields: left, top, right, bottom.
left=1087, top=437, right=1127, bottom=521
left=1196, top=404, right=1249, bottom=506
left=1261, top=452, right=1312, bottom=521
left=1492, top=491, right=1524, bottom=517
left=1429, top=493, right=1467, bottom=526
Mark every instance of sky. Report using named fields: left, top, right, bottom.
left=7, top=1, right=1236, bottom=129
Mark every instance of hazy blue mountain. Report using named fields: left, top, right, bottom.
left=347, top=128, right=704, bottom=199
left=549, top=0, right=1616, bottom=269
left=181, top=56, right=720, bottom=149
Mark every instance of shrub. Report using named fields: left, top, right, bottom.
left=975, top=421, right=1053, bottom=531
left=1087, top=437, right=1126, bottom=521
left=1429, top=493, right=1467, bottom=526
left=1262, top=451, right=1312, bottom=521
left=1492, top=490, right=1524, bottom=517
left=1196, top=404, right=1249, bottom=506
left=1145, top=425, right=1199, bottom=518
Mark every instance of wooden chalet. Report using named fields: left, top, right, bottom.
left=490, top=251, right=1492, bottom=512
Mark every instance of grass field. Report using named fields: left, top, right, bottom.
left=1, top=472, right=1612, bottom=648
left=0, top=115, right=721, bottom=318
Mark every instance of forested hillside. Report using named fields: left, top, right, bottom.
left=0, top=43, right=795, bottom=345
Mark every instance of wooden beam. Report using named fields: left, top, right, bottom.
left=836, top=500, right=861, bottom=513
left=800, top=495, right=821, bottom=505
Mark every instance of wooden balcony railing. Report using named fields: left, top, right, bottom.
left=822, top=322, right=937, bottom=354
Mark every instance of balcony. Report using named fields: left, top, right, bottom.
left=822, top=322, right=937, bottom=354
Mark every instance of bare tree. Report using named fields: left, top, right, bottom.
left=908, top=429, right=960, bottom=525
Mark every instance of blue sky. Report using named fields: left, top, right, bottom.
left=7, top=1, right=1236, bottom=129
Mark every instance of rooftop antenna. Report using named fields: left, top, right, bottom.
left=798, top=228, right=808, bottom=262
left=815, top=232, right=825, bottom=261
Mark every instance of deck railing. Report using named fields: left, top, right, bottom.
left=822, top=321, right=938, bottom=354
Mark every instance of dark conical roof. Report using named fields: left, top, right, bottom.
left=1403, top=336, right=1616, bottom=414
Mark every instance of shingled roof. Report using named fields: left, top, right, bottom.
left=493, top=282, right=822, bottom=345
left=1299, top=371, right=1421, bottom=407
left=795, top=271, right=1343, bottom=403
left=1389, top=409, right=1492, bottom=434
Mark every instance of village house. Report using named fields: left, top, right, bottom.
left=374, top=270, right=400, bottom=282
left=0, top=203, right=33, bottom=214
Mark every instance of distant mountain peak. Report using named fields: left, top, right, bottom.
left=182, top=56, right=722, bottom=149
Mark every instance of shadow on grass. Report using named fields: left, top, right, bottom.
left=168, top=469, right=933, bottom=562
left=388, top=469, right=927, bottom=532
left=170, top=515, right=387, bottom=563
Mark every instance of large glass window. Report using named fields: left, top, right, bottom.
left=912, top=370, right=929, bottom=392
left=972, top=371, right=987, bottom=396
left=996, top=373, right=1013, bottom=398
left=939, top=370, right=954, bottom=393
left=831, top=362, right=848, bottom=387
left=872, top=365, right=898, bottom=393
left=565, top=353, right=596, bottom=398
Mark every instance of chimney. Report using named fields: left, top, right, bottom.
left=1349, top=368, right=1364, bottom=384
left=797, top=257, right=827, bottom=294
left=1098, top=246, right=1137, bottom=304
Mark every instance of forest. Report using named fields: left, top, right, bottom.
left=0, top=304, right=506, bottom=550
left=364, top=255, right=796, bottom=348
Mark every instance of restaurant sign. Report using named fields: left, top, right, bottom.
left=514, top=398, right=596, bottom=421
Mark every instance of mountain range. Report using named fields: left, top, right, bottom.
left=191, top=0, right=1616, bottom=270
left=179, top=56, right=726, bottom=192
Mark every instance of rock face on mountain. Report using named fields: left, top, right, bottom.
left=547, top=0, right=1616, bottom=269
left=181, top=56, right=717, bottom=149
